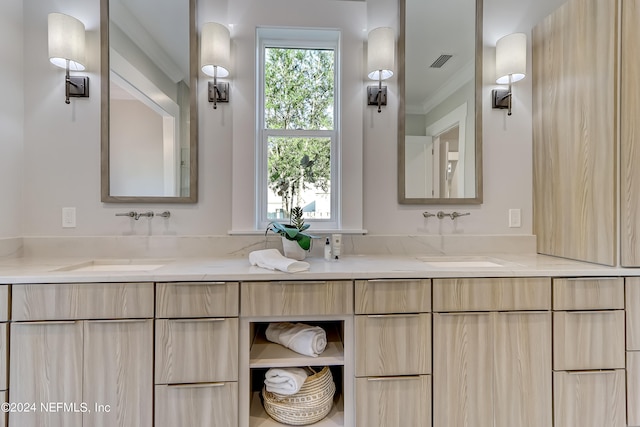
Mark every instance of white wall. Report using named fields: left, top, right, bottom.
left=12, top=0, right=566, bottom=238
left=0, top=0, right=24, bottom=238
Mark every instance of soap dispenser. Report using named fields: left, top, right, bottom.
left=324, top=238, right=332, bottom=261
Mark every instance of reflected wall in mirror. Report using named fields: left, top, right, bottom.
left=398, top=0, right=482, bottom=204
left=101, top=0, right=197, bottom=203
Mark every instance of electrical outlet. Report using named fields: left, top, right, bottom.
left=509, top=208, right=521, bottom=228
left=62, top=207, right=76, bottom=228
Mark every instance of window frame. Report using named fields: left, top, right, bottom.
left=255, top=27, right=341, bottom=231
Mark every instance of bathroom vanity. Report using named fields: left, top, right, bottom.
left=0, top=254, right=636, bottom=427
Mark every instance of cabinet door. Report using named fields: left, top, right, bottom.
left=433, top=313, right=493, bottom=427
left=155, top=383, right=238, bottom=427
left=629, top=352, right=640, bottom=426
left=83, top=320, right=153, bottom=427
left=553, top=311, right=625, bottom=370
left=553, top=277, right=624, bottom=310
left=628, top=277, right=640, bottom=350
left=356, top=375, right=430, bottom=427
left=156, top=282, right=239, bottom=318
left=553, top=370, right=625, bottom=427
left=494, top=312, right=552, bottom=427
left=355, top=313, right=430, bottom=376
left=9, top=321, right=83, bottom=427
left=156, top=318, right=238, bottom=384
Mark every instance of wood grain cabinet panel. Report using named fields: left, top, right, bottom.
left=532, top=0, right=617, bottom=266
left=494, top=312, right=552, bottom=427
left=355, top=313, right=430, bottom=377
left=9, top=321, right=84, bottom=427
left=553, top=311, right=625, bottom=370
left=627, top=277, right=640, bottom=350
left=241, top=281, right=353, bottom=316
left=433, top=277, right=550, bottom=312
left=0, top=391, right=6, bottom=427
left=629, top=352, right=640, bottom=426
left=553, top=370, right=625, bottom=427
left=156, top=282, right=239, bottom=318
left=0, top=324, right=6, bottom=391
left=155, top=318, right=238, bottom=384
left=155, top=382, right=238, bottom=427
left=83, top=320, right=153, bottom=427
left=553, top=277, right=624, bottom=310
left=0, top=286, right=8, bottom=322
left=355, top=375, right=431, bottom=427
left=355, top=279, right=430, bottom=314
left=12, top=282, right=154, bottom=321
left=433, top=312, right=493, bottom=427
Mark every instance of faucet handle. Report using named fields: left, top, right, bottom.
left=115, top=211, right=137, bottom=218
left=423, top=211, right=435, bottom=218
left=450, top=211, right=471, bottom=220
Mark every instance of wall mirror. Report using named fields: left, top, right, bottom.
left=398, top=0, right=482, bottom=204
left=101, top=0, right=197, bottom=203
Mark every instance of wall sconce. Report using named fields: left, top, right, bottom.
left=492, top=32, right=526, bottom=116
left=48, top=13, right=89, bottom=104
left=367, top=27, right=395, bottom=113
left=201, top=22, right=230, bottom=110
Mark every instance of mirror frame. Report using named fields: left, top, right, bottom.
left=398, top=0, right=483, bottom=204
left=100, top=0, right=198, bottom=203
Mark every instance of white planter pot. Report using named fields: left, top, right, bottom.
left=281, top=237, right=307, bottom=260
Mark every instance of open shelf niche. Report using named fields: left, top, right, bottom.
left=240, top=317, right=353, bottom=427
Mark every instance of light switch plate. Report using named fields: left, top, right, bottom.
left=62, top=207, right=76, bottom=228
left=509, top=208, right=521, bottom=228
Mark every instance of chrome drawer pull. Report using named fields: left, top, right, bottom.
left=16, top=320, right=78, bottom=325
left=173, top=318, right=226, bottom=323
left=367, top=279, right=422, bottom=283
left=567, top=370, right=619, bottom=375
left=87, top=319, right=149, bottom=324
left=367, top=314, right=420, bottom=318
left=167, top=382, right=227, bottom=389
left=367, top=376, right=421, bottom=382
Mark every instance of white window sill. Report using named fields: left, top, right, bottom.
left=228, top=229, right=368, bottom=236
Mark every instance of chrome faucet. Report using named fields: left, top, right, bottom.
left=437, top=211, right=471, bottom=220
left=115, top=211, right=155, bottom=220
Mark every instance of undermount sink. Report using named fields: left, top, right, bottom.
left=55, top=259, right=168, bottom=272
left=418, top=256, right=505, bottom=268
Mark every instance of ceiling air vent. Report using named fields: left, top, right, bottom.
left=430, top=54, right=453, bottom=69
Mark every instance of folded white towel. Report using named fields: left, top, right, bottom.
left=264, top=367, right=309, bottom=395
left=265, top=322, right=327, bottom=357
left=249, top=249, right=310, bottom=273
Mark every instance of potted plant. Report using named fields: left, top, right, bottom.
left=266, top=207, right=316, bottom=260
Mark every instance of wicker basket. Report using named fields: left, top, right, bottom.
left=262, top=366, right=336, bottom=425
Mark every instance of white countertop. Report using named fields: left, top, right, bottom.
left=0, top=253, right=633, bottom=284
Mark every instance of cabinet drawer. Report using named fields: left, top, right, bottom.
left=553, top=311, right=625, bottom=370
left=629, top=352, right=640, bottom=426
left=155, top=382, right=238, bottom=427
left=355, top=279, right=430, bottom=314
left=627, top=278, right=640, bottom=350
left=0, top=324, right=6, bottom=391
left=355, top=313, right=430, bottom=376
left=241, top=281, right=353, bottom=316
left=156, top=318, right=238, bottom=383
left=553, top=277, right=624, bottom=310
left=553, top=370, right=625, bottom=427
left=0, top=286, right=8, bottom=322
left=432, top=277, right=550, bottom=311
left=156, top=282, right=239, bottom=318
left=356, top=375, right=431, bottom=427
left=12, top=282, right=154, bottom=321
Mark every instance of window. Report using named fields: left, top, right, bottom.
left=256, top=28, right=340, bottom=230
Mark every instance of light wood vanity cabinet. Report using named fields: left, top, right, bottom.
left=0, top=286, right=9, bottom=427
left=552, top=277, right=626, bottom=427
left=354, top=279, right=431, bottom=427
left=9, top=282, right=154, bottom=427
left=433, top=277, right=552, bottom=427
left=155, top=282, right=239, bottom=427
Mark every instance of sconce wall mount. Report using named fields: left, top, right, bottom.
left=48, top=13, right=89, bottom=104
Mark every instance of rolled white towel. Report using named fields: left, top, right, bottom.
left=264, top=367, right=309, bottom=395
left=265, top=322, right=327, bottom=357
left=249, top=249, right=310, bottom=273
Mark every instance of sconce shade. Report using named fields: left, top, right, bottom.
left=48, top=13, right=86, bottom=71
left=201, top=22, right=230, bottom=78
left=367, top=27, right=395, bottom=80
left=495, top=32, right=526, bottom=84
